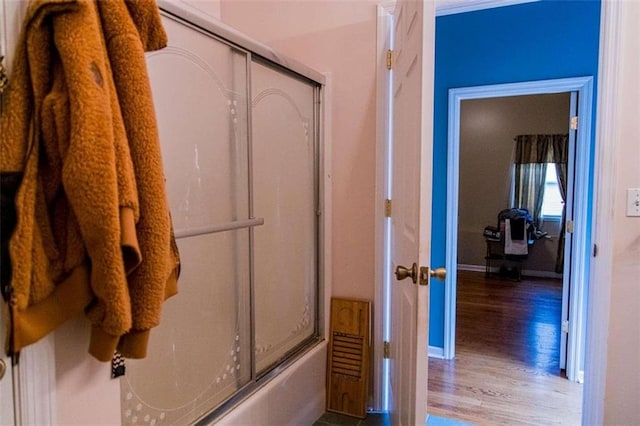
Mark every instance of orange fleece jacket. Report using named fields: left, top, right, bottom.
left=0, top=0, right=179, bottom=361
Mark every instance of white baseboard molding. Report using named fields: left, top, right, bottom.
left=457, top=264, right=563, bottom=279
left=457, top=264, right=484, bottom=272
left=428, top=346, right=445, bottom=359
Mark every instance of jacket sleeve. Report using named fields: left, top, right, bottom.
left=98, top=0, right=180, bottom=359
left=52, top=2, right=134, bottom=360
left=1, top=38, right=32, bottom=298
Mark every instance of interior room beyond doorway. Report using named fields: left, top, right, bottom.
left=456, top=93, right=570, bottom=280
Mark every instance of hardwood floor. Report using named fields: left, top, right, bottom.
left=427, top=270, right=583, bottom=425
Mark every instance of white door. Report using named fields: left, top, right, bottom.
left=560, top=91, right=579, bottom=377
left=0, top=319, right=14, bottom=426
left=388, top=1, right=436, bottom=424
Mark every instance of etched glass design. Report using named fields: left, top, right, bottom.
left=121, top=17, right=250, bottom=425
left=120, top=15, right=319, bottom=424
left=251, top=61, right=317, bottom=374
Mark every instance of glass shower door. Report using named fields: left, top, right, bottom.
left=121, top=13, right=322, bottom=424
left=251, top=61, right=318, bottom=374
left=121, top=17, right=252, bottom=425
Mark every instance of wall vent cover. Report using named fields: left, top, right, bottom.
left=326, top=298, right=370, bottom=419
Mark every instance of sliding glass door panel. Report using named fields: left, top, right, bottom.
left=146, top=17, right=249, bottom=232
left=122, top=231, right=251, bottom=425
left=121, top=13, right=322, bottom=423
left=251, top=61, right=318, bottom=373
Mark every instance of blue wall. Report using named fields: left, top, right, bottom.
left=430, top=0, right=601, bottom=348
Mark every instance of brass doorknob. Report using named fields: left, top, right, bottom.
left=395, top=263, right=418, bottom=284
left=0, top=359, right=6, bottom=381
left=429, top=267, right=447, bottom=280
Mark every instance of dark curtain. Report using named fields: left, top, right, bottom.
left=514, top=134, right=568, bottom=271
left=554, top=138, right=569, bottom=273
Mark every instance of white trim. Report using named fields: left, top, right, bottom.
left=446, top=77, right=594, bottom=378
left=456, top=264, right=485, bottom=273
left=428, top=346, right=445, bottom=359
left=321, top=72, right=333, bottom=342
left=565, top=80, right=593, bottom=385
left=457, top=264, right=563, bottom=279
left=582, top=0, right=621, bottom=423
left=436, top=0, right=539, bottom=17
left=16, top=336, right=56, bottom=425
left=373, top=2, right=394, bottom=412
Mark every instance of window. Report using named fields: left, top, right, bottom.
left=541, top=164, right=564, bottom=217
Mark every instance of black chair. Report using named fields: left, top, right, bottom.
left=484, top=208, right=533, bottom=281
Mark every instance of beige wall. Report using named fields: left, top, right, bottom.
left=602, top=0, right=640, bottom=422
left=458, top=93, right=570, bottom=273
left=54, top=319, right=121, bottom=425
left=220, top=0, right=379, bottom=302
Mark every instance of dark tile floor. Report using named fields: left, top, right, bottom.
left=313, top=412, right=390, bottom=426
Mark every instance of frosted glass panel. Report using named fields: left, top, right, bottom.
left=122, top=16, right=251, bottom=424
left=121, top=13, right=321, bottom=424
left=121, top=232, right=251, bottom=425
left=251, top=61, right=317, bottom=373
left=146, top=17, right=249, bottom=232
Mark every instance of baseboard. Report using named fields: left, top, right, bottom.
left=457, top=264, right=562, bottom=279
left=456, top=264, right=485, bottom=272
left=428, top=346, right=445, bottom=359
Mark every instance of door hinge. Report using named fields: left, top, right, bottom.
left=383, top=341, right=390, bottom=359
left=384, top=199, right=392, bottom=217
left=570, top=116, right=578, bottom=130
left=566, top=220, right=574, bottom=234
left=562, top=320, right=569, bottom=334
left=386, top=50, right=393, bottom=70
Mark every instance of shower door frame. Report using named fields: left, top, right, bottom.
left=150, top=3, right=330, bottom=423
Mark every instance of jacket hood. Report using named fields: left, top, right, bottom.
left=25, top=0, right=167, bottom=53
left=124, top=0, right=168, bottom=52
left=24, top=0, right=77, bottom=31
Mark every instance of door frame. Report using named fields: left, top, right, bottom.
left=374, top=1, right=621, bottom=421
left=444, top=76, right=593, bottom=384
left=373, top=1, right=396, bottom=411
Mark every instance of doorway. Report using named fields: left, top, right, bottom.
left=457, top=92, right=571, bottom=365
left=372, top=0, right=619, bottom=422
left=443, top=77, right=594, bottom=385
